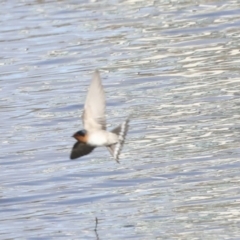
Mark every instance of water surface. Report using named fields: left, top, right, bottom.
left=1, top=0, right=240, bottom=239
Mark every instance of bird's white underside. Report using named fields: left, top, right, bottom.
left=88, top=130, right=118, bottom=146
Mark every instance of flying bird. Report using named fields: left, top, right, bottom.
left=70, top=70, right=129, bottom=163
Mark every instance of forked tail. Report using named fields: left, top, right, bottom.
left=107, top=118, right=129, bottom=163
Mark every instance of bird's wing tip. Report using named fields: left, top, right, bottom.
left=94, top=69, right=100, bottom=75
left=92, top=69, right=102, bottom=82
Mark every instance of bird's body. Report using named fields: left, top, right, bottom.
left=87, top=130, right=119, bottom=146
left=70, top=70, right=129, bottom=162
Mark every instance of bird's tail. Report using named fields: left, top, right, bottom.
left=107, top=118, right=129, bottom=163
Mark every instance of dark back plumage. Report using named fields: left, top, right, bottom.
left=76, top=130, right=86, bottom=136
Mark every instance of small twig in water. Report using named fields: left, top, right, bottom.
left=94, top=217, right=100, bottom=240
left=94, top=217, right=98, bottom=232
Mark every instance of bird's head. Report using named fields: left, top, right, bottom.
left=72, top=130, right=88, bottom=143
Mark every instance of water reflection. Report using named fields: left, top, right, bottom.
left=1, top=0, right=240, bottom=239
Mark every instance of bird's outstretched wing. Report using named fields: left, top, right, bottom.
left=82, top=70, right=106, bottom=131
left=70, top=142, right=95, bottom=160
left=106, top=118, right=129, bottom=163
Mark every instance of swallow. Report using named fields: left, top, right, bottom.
left=70, top=70, right=129, bottom=163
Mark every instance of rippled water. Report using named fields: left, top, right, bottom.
left=1, top=0, right=240, bottom=239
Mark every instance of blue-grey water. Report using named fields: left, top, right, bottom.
left=1, top=0, right=240, bottom=239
